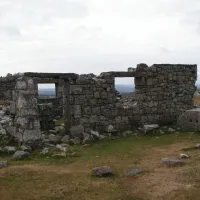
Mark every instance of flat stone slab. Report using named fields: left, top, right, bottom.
left=180, top=153, right=189, bottom=159
left=143, top=124, right=159, bottom=134
left=124, top=168, right=142, bottom=177
left=162, top=158, right=184, bottom=167
left=92, top=166, right=113, bottom=177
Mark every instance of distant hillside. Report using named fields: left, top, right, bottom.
left=115, top=85, right=134, bottom=93
left=38, top=88, right=55, bottom=96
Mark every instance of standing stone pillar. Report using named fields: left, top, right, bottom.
left=55, top=80, right=64, bottom=98
left=14, top=76, right=41, bottom=143
left=63, top=79, right=70, bottom=134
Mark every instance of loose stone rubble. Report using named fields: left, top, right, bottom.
left=143, top=124, right=159, bottom=134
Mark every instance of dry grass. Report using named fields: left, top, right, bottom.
left=193, top=95, right=200, bottom=106
left=1, top=133, right=200, bottom=200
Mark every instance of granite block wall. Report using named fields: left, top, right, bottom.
left=0, top=74, right=19, bottom=100
left=134, top=64, right=197, bottom=124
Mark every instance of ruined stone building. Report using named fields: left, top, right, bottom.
left=0, top=63, right=197, bottom=144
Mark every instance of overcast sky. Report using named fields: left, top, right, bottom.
left=0, top=0, right=200, bottom=84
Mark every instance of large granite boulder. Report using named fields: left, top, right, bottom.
left=178, top=108, right=200, bottom=131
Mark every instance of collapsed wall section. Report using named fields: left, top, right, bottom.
left=134, top=64, right=197, bottom=124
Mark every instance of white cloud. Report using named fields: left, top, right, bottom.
left=0, top=0, right=199, bottom=84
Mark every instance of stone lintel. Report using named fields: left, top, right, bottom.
left=24, top=72, right=79, bottom=80
left=100, top=71, right=136, bottom=78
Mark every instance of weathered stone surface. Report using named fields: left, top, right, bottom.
left=106, top=125, right=114, bottom=133
left=56, top=144, right=67, bottom=152
left=16, top=81, right=27, bottom=90
left=6, top=126, right=14, bottom=136
left=128, top=67, right=135, bottom=72
left=61, top=135, right=70, bottom=143
left=20, top=145, right=31, bottom=152
left=0, top=110, right=5, bottom=118
left=178, top=108, right=200, bottom=131
left=196, top=143, right=200, bottom=148
left=143, top=124, right=159, bottom=134
left=180, top=153, right=189, bottom=159
left=136, top=63, right=148, bottom=72
left=23, top=130, right=42, bottom=143
left=162, top=158, right=184, bottom=167
left=92, top=166, right=113, bottom=177
left=82, top=133, right=94, bottom=144
left=0, top=129, right=6, bottom=135
left=70, top=125, right=84, bottom=136
left=13, top=77, right=41, bottom=145
left=99, top=135, right=106, bottom=140
left=91, top=130, right=100, bottom=139
left=124, top=168, right=142, bottom=177
left=168, top=128, right=176, bottom=132
left=13, top=151, right=29, bottom=160
left=40, top=147, right=49, bottom=155
left=69, top=137, right=81, bottom=145
left=0, top=64, right=197, bottom=146
left=52, top=152, right=66, bottom=157
left=46, top=134, right=61, bottom=144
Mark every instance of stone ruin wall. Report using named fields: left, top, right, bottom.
left=12, top=76, right=41, bottom=143
left=134, top=64, right=197, bottom=125
left=68, top=73, right=133, bottom=137
left=0, top=63, right=197, bottom=144
left=68, top=64, right=197, bottom=136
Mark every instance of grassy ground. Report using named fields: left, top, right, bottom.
left=1, top=132, right=200, bottom=200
